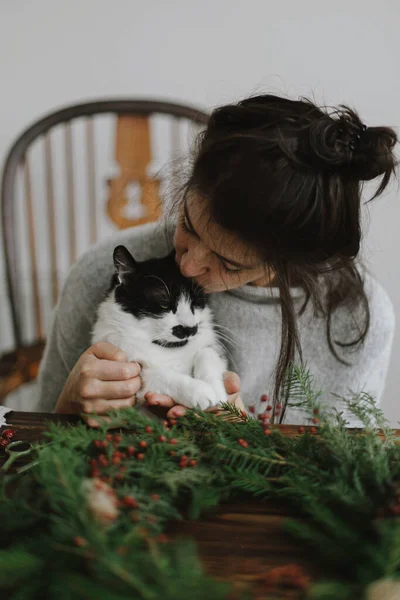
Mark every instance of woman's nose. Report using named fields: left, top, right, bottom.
left=179, top=248, right=208, bottom=278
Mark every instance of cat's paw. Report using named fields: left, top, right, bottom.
left=189, top=381, right=218, bottom=410
left=211, top=381, right=228, bottom=406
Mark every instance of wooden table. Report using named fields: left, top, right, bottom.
left=0, top=411, right=330, bottom=598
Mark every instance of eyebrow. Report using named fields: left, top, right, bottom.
left=183, top=201, right=258, bottom=270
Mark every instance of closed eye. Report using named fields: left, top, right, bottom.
left=181, top=214, right=196, bottom=237
left=220, top=260, right=244, bottom=274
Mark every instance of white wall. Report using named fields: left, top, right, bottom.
left=1, top=0, right=399, bottom=423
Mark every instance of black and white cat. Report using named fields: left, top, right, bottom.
left=91, top=245, right=228, bottom=409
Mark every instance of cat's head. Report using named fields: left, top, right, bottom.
left=112, top=245, right=208, bottom=348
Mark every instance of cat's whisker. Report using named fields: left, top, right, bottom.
left=213, top=323, right=237, bottom=336
left=216, top=340, right=238, bottom=371
left=193, top=283, right=205, bottom=297
left=213, top=328, right=240, bottom=349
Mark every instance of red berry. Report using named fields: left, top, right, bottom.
left=139, top=441, right=148, bottom=448
left=136, top=453, right=145, bottom=460
left=145, top=426, right=153, bottom=433
left=74, top=536, right=87, bottom=547
left=238, top=439, right=249, bottom=448
left=249, top=405, right=255, bottom=414
left=151, top=494, right=159, bottom=501
left=260, top=394, right=268, bottom=402
left=169, top=419, right=177, bottom=426
left=106, top=434, right=113, bottom=442
left=258, top=414, right=265, bottom=421
left=169, top=450, right=176, bottom=456
left=163, top=420, right=169, bottom=428
left=158, top=435, right=167, bottom=443
left=188, top=459, right=197, bottom=467
left=98, top=454, right=108, bottom=467
left=179, top=455, right=188, bottom=467
left=264, top=428, right=272, bottom=436
left=276, top=403, right=282, bottom=410
left=2, top=429, right=16, bottom=440
left=0, top=438, right=10, bottom=448
left=312, top=417, right=319, bottom=424
left=114, top=434, right=122, bottom=444
left=112, top=455, right=121, bottom=465
left=310, top=427, right=317, bottom=435
left=169, top=438, right=177, bottom=445
left=298, top=426, right=305, bottom=434
left=127, top=446, right=136, bottom=456
left=266, top=405, right=273, bottom=412
left=122, top=496, right=139, bottom=508
left=313, top=408, right=319, bottom=415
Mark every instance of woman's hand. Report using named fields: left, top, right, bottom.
left=55, top=342, right=141, bottom=426
left=145, top=371, right=245, bottom=418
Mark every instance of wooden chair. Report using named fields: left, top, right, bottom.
left=0, top=99, right=209, bottom=404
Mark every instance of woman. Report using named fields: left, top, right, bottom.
left=37, top=94, right=397, bottom=425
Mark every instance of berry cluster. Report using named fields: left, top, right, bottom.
left=0, top=428, right=16, bottom=449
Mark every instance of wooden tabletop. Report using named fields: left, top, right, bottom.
left=0, top=411, right=348, bottom=598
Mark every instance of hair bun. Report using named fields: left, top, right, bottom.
left=298, top=106, right=398, bottom=185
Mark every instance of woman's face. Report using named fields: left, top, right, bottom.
left=174, top=195, right=274, bottom=293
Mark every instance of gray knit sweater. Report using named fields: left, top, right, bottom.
left=36, top=221, right=395, bottom=425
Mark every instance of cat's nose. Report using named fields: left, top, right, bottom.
left=172, top=325, right=198, bottom=339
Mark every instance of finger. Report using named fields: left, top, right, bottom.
left=223, top=371, right=241, bottom=395
left=88, top=360, right=141, bottom=382
left=167, top=405, right=187, bottom=418
left=87, top=341, right=128, bottom=363
left=226, top=393, right=247, bottom=413
left=79, top=396, right=136, bottom=415
left=145, top=393, right=175, bottom=408
left=81, top=377, right=141, bottom=400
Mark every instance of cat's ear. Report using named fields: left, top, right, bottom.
left=113, top=245, right=137, bottom=284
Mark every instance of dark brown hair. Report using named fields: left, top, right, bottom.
left=178, top=94, right=398, bottom=421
